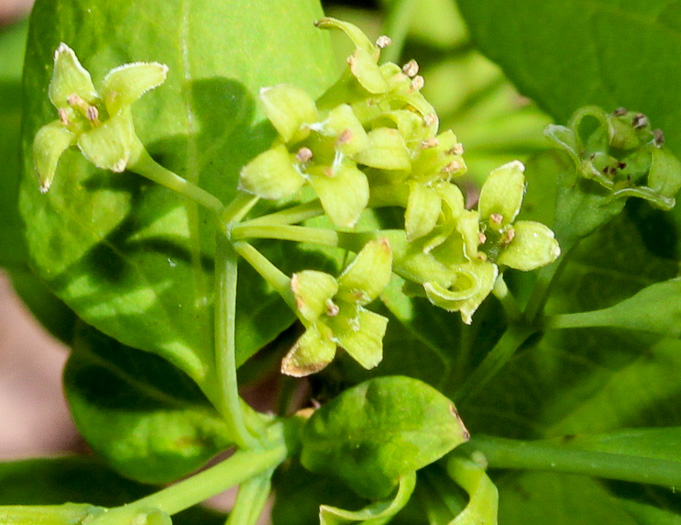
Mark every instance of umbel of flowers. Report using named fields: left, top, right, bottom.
left=239, top=17, right=561, bottom=335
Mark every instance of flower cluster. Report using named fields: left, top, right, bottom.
left=546, top=106, right=681, bottom=210
left=240, top=18, right=560, bottom=327
left=33, top=43, right=167, bottom=192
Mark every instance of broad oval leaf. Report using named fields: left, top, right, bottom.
left=456, top=0, right=681, bottom=162
left=300, top=376, right=470, bottom=500
left=64, top=323, right=233, bottom=484
left=19, top=0, right=336, bottom=399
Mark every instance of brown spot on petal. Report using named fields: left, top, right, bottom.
left=449, top=404, right=471, bottom=440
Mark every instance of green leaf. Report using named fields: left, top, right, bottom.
left=456, top=0, right=681, bottom=162
left=550, top=277, right=681, bottom=337
left=0, top=20, right=28, bottom=269
left=64, top=323, right=232, bottom=484
left=300, top=376, right=470, bottom=499
left=320, top=472, right=416, bottom=525
left=20, top=0, right=336, bottom=397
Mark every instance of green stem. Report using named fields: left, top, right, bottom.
left=231, top=223, right=340, bottom=247
left=130, top=148, right=225, bottom=215
left=90, top=446, right=286, bottom=524
left=239, top=200, right=325, bottom=226
left=215, top=233, right=257, bottom=449
left=380, top=0, right=418, bottom=64
left=466, top=435, right=681, bottom=489
left=221, top=192, right=260, bottom=225
left=523, top=239, right=577, bottom=323
left=226, top=469, right=274, bottom=525
left=492, top=274, right=522, bottom=322
left=453, top=324, right=534, bottom=403
left=233, top=242, right=296, bottom=312
left=544, top=310, right=613, bottom=330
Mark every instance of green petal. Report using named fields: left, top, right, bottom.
left=337, top=238, right=393, bottom=305
left=405, top=182, right=441, bottom=241
left=101, top=62, right=169, bottom=116
left=334, top=308, right=387, bottom=370
left=260, top=84, right=317, bottom=143
left=310, top=162, right=369, bottom=227
left=77, top=109, right=135, bottom=172
left=33, top=121, right=76, bottom=193
left=497, top=220, right=561, bottom=271
left=648, top=146, right=681, bottom=201
left=239, top=144, right=304, bottom=199
left=49, top=43, right=98, bottom=108
left=352, top=128, right=411, bottom=170
left=457, top=209, right=481, bottom=261
left=348, top=48, right=390, bottom=94
left=315, top=17, right=378, bottom=58
left=323, top=104, right=368, bottom=156
left=291, top=270, right=339, bottom=322
left=478, top=160, right=525, bottom=230
left=424, top=262, right=498, bottom=324
left=281, top=323, right=336, bottom=377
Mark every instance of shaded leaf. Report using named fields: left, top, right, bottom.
left=64, top=323, right=232, bottom=484
left=301, top=376, right=469, bottom=499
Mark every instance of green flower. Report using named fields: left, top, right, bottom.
left=282, top=238, right=392, bottom=376
left=33, top=43, right=167, bottom=192
left=239, top=84, right=371, bottom=227
left=394, top=161, right=560, bottom=323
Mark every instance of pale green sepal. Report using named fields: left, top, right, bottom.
left=405, top=182, right=441, bottom=241
left=353, top=128, right=411, bottom=170
left=239, top=144, right=304, bottom=199
left=648, top=146, right=681, bottom=200
left=282, top=322, right=336, bottom=377
left=348, top=48, right=390, bottom=94
left=325, top=104, right=369, bottom=156
left=310, top=162, right=369, bottom=227
left=319, top=472, right=416, bottom=525
left=497, top=220, right=561, bottom=271
left=101, top=62, right=169, bottom=116
left=291, top=270, right=339, bottom=322
left=456, top=210, right=481, bottom=261
left=48, top=43, right=98, bottom=108
left=76, top=110, right=135, bottom=172
left=260, top=84, right=318, bottom=143
left=446, top=456, right=498, bottom=525
left=337, top=238, right=393, bottom=306
left=134, top=508, right=173, bottom=525
left=33, top=121, right=76, bottom=193
left=425, top=262, right=498, bottom=324
left=478, top=160, right=525, bottom=230
left=315, top=17, right=378, bottom=59
left=334, top=308, right=388, bottom=370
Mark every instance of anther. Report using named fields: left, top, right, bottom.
left=296, top=147, right=313, bottom=163
left=632, top=113, right=649, bottom=129
left=442, top=160, right=464, bottom=174
left=86, top=105, right=100, bottom=126
left=376, top=35, right=392, bottom=49
left=653, top=128, right=665, bottom=147
left=478, top=232, right=487, bottom=244
left=490, top=213, right=503, bottom=224
left=424, top=114, right=437, bottom=127
left=402, top=59, right=419, bottom=78
left=325, top=299, right=340, bottom=317
left=613, top=107, right=628, bottom=116
left=338, top=128, right=353, bottom=145
left=410, top=75, right=424, bottom=91
left=449, top=143, right=464, bottom=155
left=58, top=108, right=69, bottom=126
left=500, top=228, right=515, bottom=247
left=421, top=137, right=438, bottom=149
